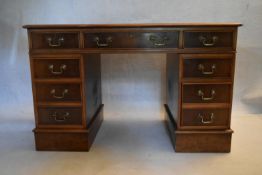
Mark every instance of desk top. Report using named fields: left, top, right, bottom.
left=23, top=23, right=242, bottom=29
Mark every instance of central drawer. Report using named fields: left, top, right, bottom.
left=84, top=30, right=179, bottom=48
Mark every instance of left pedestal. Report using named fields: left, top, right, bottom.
left=29, top=51, right=103, bottom=151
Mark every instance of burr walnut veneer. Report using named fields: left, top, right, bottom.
left=23, top=23, right=241, bottom=152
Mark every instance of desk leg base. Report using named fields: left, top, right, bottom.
left=33, top=104, right=104, bottom=151
left=164, top=104, right=233, bottom=153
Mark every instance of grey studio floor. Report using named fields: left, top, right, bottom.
left=1, top=108, right=262, bottom=175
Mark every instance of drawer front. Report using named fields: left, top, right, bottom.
left=38, top=107, right=82, bottom=126
left=84, top=31, right=179, bottom=48
left=35, top=83, right=81, bottom=102
left=33, top=58, right=80, bottom=79
left=182, top=84, right=231, bottom=103
left=181, top=108, right=230, bottom=128
left=183, top=31, right=233, bottom=49
left=31, top=32, right=79, bottom=49
left=183, top=57, right=233, bottom=78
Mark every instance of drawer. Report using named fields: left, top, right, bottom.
left=182, top=84, right=231, bottom=103
left=183, top=31, right=234, bottom=49
left=38, top=107, right=82, bottom=126
left=33, top=58, right=80, bottom=79
left=182, top=55, right=233, bottom=78
left=31, top=32, right=79, bottom=49
left=84, top=30, right=179, bottom=48
left=181, top=108, right=230, bottom=129
left=35, top=83, right=81, bottom=102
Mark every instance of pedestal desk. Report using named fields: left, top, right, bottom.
left=23, top=23, right=242, bottom=152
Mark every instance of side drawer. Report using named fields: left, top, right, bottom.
left=183, top=30, right=234, bottom=49
left=38, top=107, right=83, bottom=126
left=35, top=83, right=82, bottom=102
left=32, top=57, right=81, bottom=79
left=181, top=54, right=234, bottom=79
left=181, top=107, right=230, bottom=129
left=84, top=30, right=179, bottom=48
left=182, top=83, right=231, bottom=103
left=30, top=31, right=80, bottom=49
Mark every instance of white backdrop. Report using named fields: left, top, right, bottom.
left=0, top=0, right=262, bottom=122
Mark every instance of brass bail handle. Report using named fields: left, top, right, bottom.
left=149, top=35, right=169, bottom=46
left=199, top=35, right=218, bottom=47
left=51, top=112, right=70, bottom=122
left=198, top=89, right=216, bottom=101
left=94, top=36, right=112, bottom=47
left=198, top=64, right=216, bottom=75
left=198, top=113, right=215, bottom=124
left=46, top=36, right=64, bottom=47
left=50, top=89, right=69, bottom=99
left=48, top=64, right=67, bottom=75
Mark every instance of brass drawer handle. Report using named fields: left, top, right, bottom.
left=51, top=112, right=70, bottom=122
left=198, top=113, right=214, bottom=124
left=46, top=36, right=64, bottom=47
left=50, top=89, right=69, bottom=99
left=94, top=36, right=112, bottom=47
left=149, top=35, right=169, bottom=46
left=198, top=89, right=216, bottom=101
left=198, top=64, right=216, bottom=75
left=199, top=35, right=218, bottom=47
left=48, top=64, right=67, bottom=75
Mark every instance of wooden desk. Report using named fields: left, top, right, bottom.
left=23, top=23, right=242, bottom=152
